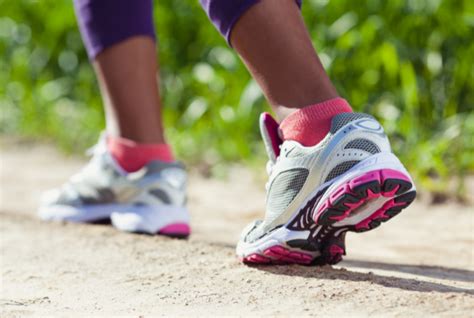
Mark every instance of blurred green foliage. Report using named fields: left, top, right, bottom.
left=1, top=0, right=473, bottom=198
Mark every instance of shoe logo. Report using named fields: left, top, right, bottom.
left=357, top=155, right=379, bottom=168
left=162, top=168, right=187, bottom=189
left=285, top=146, right=296, bottom=157
left=355, top=119, right=383, bottom=132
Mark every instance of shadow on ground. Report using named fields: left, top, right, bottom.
left=251, top=262, right=474, bottom=295
left=342, top=259, right=474, bottom=283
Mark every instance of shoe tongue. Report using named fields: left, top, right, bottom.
left=85, top=132, right=108, bottom=157
left=259, top=112, right=282, bottom=162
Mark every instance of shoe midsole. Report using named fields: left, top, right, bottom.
left=111, top=205, right=189, bottom=234
left=39, top=203, right=188, bottom=227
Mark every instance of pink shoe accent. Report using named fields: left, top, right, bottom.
left=243, top=253, right=271, bottom=264
left=158, top=223, right=190, bottom=236
left=279, top=97, right=352, bottom=147
left=314, top=169, right=415, bottom=231
left=242, top=245, right=313, bottom=265
left=107, top=136, right=174, bottom=172
left=329, top=244, right=345, bottom=257
left=260, top=112, right=282, bottom=158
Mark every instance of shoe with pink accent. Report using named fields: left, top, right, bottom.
left=38, top=135, right=190, bottom=238
left=236, top=112, right=416, bottom=265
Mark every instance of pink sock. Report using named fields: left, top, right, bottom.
left=107, top=136, right=174, bottom=173
left=279, top=97, right=352, bottom=147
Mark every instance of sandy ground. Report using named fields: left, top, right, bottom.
left=1, top=138, right=473, bottom=317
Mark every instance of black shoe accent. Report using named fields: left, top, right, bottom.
left=352, top=181, right=381, bottom=198
left=318, top=209, right=342, bottom=226
left=312, top=232, right=346, bottom=266
left=394, top=190, right=417, bottom=204
left=383, top=178, right=412, bottom=195
left=287, top=239, right=320, bottom=252
left=331, top=193, right=359, bottom=211
left=89, top=218, right=111, bottom=225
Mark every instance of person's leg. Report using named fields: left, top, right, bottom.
left=201, top=0, right=416, bottom=265
left=230, top=0, right=338, bottom=119
left=39, top=0, right=190, bottom=237
left=74, top=0, right=173, bottom=172
left=94, top=37, right=165, bottom=144
left=201, top=0, right=351, bottom=147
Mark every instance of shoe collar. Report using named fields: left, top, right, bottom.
left=259, top=112, right=283, bottom=163
left=83, top=132, right=130, bottom=176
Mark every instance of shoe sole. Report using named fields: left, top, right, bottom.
left=239, top=227, right=322, bottom=266
left=39, top=204, right=190, bottom=238
left=239, top=153, right=416, bottom=266
left=312, top=168, right=416, bottom=263
left=241, top=236, right=346, bottom=265
left=315, top=169, right=416, bottom=230
left=110, top=205, right=190, bottom=237
left=239, top=189, right=341, bottom=266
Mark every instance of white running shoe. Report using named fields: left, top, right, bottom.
left=237, top=112, right=416, bottom=265
left=38, top=136, right=190, bottom=237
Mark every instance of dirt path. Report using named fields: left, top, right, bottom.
left=1, top=139, right=473, bottom=317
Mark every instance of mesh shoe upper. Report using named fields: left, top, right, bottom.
left=243, top=112, right=391, bottom=243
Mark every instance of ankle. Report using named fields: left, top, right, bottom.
left=107, top=135, right=174, bottom=172
left=279, top=97, right=352, bottom=147
left=112, top=129, right=166, bottom=144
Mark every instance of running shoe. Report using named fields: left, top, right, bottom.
left=38, top=135, right=190, bottom=238
left=237, top=112, right=416, bottom=265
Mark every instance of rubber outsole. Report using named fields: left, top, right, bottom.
left=87, top=220, right=191, bottom=239
left=312, top=169, right=416, bottom=263
left=157, top=223, right=191, bottom=239
left=132, top=231, right=190, bottom=239
left=315, top=169, right=416, bottom=231
left=241, top=231, right=346, bottom=266
left=242, top=245, right=314, bottom=265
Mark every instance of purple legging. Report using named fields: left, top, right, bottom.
left=74, top=0, right=302, bottom=59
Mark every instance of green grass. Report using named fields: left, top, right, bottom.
left=1, top=0, right=473, bottom=199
